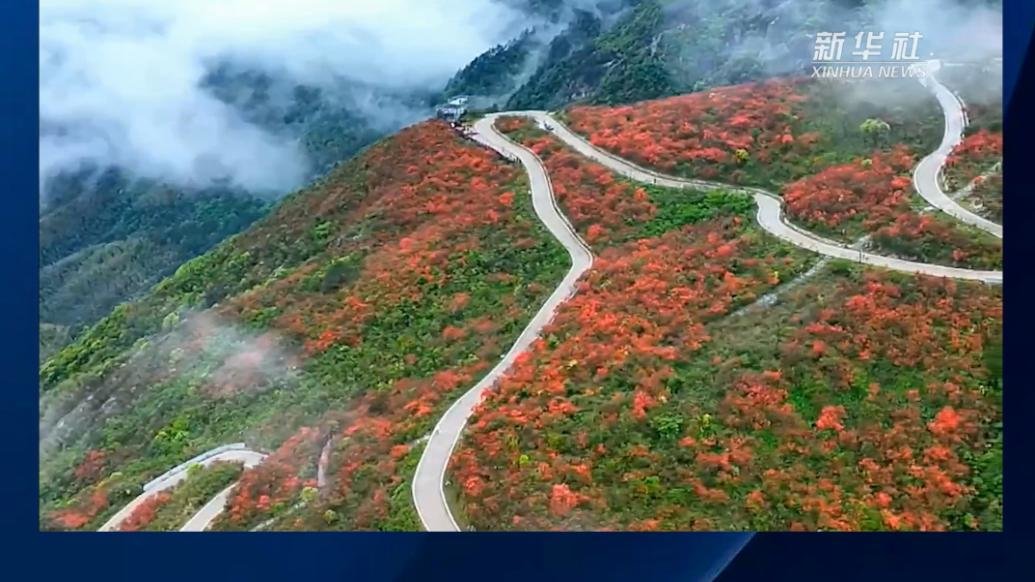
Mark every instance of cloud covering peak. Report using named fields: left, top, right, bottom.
left=40, top=0, right=526, bottom=195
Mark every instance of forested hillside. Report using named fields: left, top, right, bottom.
left=38, top=0, right=1003, bottom=533
left=447, top=0, right=867, bottom=110
left=444, top=96, right=1001, bottom=533
left=39, top=71, right=400, bottom=359
left=40, top=120, right=569, bottom=531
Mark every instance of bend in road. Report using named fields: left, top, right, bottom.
left=99, top=445, right=266, bottom=532
left=411, top=113, right=594, bottom=531
left=913, top=61, right=1002, bottom=238
left=179, top=483, right=239, bottom=532
left=105, top=65, right=1003, bottom=533
left=532, top=110, right=1001, bottom=284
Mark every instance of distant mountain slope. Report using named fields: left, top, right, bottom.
left=39, top=70, right=406, bottom=354
left=454, top=0, right=870, bottom=110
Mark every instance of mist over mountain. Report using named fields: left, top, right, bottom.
left=40, top=0, right=537, bottom=196
left=37, top=0, right=1003, bottom=534
left=38, top=0, right=554, bottom=351
left=39, top=0, right=1004, bottom=199
left=446, top=0, right=1002, bottom=110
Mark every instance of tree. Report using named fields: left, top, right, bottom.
left=860, top=118, right=891, bottom=148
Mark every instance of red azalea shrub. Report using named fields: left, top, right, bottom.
left=944, top=129, right=1003, bottom=191
left=781, top=146, right=916, bottom=235
left=752, top=274, right=1001, bottom=531
left=497, top=116, right=656, bottom=247
left=223, top=121, right=528, bottom=357
left=119, top=491, right=173, bottom=531
left=73, top=449, right=108, bottom=483
left=872, top=213, right=1002, bottom=269
left=452, top=266, right=1000, bottom=531
left=566, top=80, right=811, bottom=184
left=49, top=485, right=110, bottom=529
left=967, top=173, right=1003, bottom=222
left=223, top=427, right=323, bottom=527
left=323, top=362, right=489, bottom=528
left=208, top=120, right=572, bottom=530
left=780, top=148, right=1000, bottom=267
left=943, top=129, right=1003, bottom=222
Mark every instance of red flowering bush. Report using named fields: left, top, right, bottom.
left=48, top=485, right=110, bottom=529
left=781, top=147, right=916, bottom=235
left=119, top=491, right=173, bottom=531
left=782, top=149, right=1001, bottom=268
left=873, top=213, right=1002, bottom=269
left=944, top=129, right=1003, bottom=191
left=967, top=173, right=1003, bottom=222
left=219, top=427, right=323, bottom=529
left=199, top=120, right=572, bottom=530
left=497, top=116, right=656, bottom=246
left=944, top=130, right=1003, bottom=222
left=566, top=80, right=812, bottom=186
left=563, top=81, right=996, bottom=268
left=73, top=449, right=108, bottom=484
left=564, top=77, right=944, bottom=190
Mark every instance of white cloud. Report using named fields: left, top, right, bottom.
left=40, top=0, right=526, bottom=195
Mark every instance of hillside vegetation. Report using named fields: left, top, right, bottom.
left=443, top=98, right=1001, bottom=532
left=40, top=120, right=570, bottom=530
left=40, top=71, right=396, bottom=356
left=39, top=1, right=1003, bottom=532
left=479, top=0, right=865, bottom=110
left=453, top=261, right=1002, bottom=531
left=564, top=77, right=1001, bottom=269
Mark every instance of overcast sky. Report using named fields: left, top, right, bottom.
left=40, top=0, right=527, bottom=195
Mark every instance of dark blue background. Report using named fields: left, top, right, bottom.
left=3, top=1, right=1031, bottom=580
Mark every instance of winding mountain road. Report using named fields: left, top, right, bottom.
left=913, top=60, right=1003, bottom=238
left=530, top=110, right=1001, bottom=284
left=411, top=114, right=594, bottom=531
left=98, top=444, right=265, bottom=532
left=412, top=70, right=1004, bottom=530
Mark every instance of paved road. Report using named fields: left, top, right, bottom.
left=99, top=445, right=266, bottom=532
left=410, top=114, right=594, bottom=531
left=530, top=110, right=1001, bottom=284
left=179, top=482, right=240, bottom=532
left=913, top=60, right=1003, bottom=238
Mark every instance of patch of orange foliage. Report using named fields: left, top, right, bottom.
left=566, top=80, right=812, bottom=182
left=451, top=216, right=806, bottom=530
left=119, top=491, right=173, bottom=531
